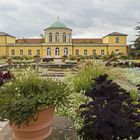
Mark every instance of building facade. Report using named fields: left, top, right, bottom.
left=0, top=21, right=127, bottom=58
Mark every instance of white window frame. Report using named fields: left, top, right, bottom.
left=20, top=49, right=23, bottom=56
left=11, top=50, right=15, bottom=56
left=93, top=49, right=96, bottom=56
left=76, top=49, right=79, bottom=56
left=116, top=37, right=119, bottom=43
left=28, top=49, right=32, bottom=56
left=49, top=33, right=52, bottom=42
left=63, top=33, right=67, bottom=42
left=84, top=49, right=87, bottom=56
left=68, top=33, right=71, bottom=43
left=101, top=50, right=104, bottom=56
left=55, top=32, right=59, bottom=42
left=37, top=50, right=40, bottom=56
left=47, top=48, right=51, bottom=56
left=64, top=48, right=68, bottom=56
left=55, top=47, right=60, bottom=56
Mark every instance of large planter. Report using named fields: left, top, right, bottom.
left=9, top=106, right=55, bottom=140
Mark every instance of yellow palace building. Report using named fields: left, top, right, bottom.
left=0, top=20, right=127, bottom=58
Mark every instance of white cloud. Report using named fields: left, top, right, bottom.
left=0, top=0, right=139, bottom=43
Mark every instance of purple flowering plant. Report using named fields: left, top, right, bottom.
left=79, top=74, right=140, bottom=140
left=0, top=71, right=12, bottom=87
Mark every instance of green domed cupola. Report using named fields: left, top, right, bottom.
left=44, top=18, right=72, bottom=31
left=50, top=22, right=67, bottom=28
left=44, top=17, right=72, bottom=43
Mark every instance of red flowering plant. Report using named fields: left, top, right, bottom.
left=0, top=71, right=13, bottom=87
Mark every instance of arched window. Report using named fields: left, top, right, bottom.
left=55, top=47, right=60, bottom=55
left=47, top=48, right=51, bottom=56
left=63, top=33, right=66, bottom=42
left=64, top=48, right=68, bottom=56
left=55, top=32, right=59, bottom=42
left=68, top=33, right=71, bottom=43
left=49, top=33, right=52, bottom=42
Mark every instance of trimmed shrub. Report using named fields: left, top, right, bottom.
left=42, top=58, right=54, bottom=62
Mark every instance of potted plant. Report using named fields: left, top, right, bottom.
left=0, top=70, right=69, bottom=140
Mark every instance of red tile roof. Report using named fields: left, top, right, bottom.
left=72, top=38, right=103, bottom=44
left=16, top=38, right=103, bottom=44
left=16, top=38, right=44, bottom=44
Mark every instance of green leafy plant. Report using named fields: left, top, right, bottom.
left=68, top=55, right=76, bottom=61
left=71, top=66, right=106, bottom=93
left=56, top=91, right=88, bottom=130
left=0, top=70, right=69, bottom=127
left=56, top=65, right=106, bottom=130
left=0, top=55, right=7, bottom=59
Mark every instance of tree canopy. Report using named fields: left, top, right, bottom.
left=134, top=22, right=140, bottom=49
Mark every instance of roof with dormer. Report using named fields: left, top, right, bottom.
left=103, top=32, right=127, bottom=38
left=0, top=32, right=16, bottom=38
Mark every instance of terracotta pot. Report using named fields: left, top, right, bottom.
left=9, top=106, right=55, bottom=140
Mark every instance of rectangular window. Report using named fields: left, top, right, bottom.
left=47, top=48, right=51, bottom=56
left=101, top=50, right=104, bottom=56
left=63, top=33, right=67, bottom=42
left=11, top=50, right=15, bottom=56
left=55, top=48, right=60, bottom=55
left=68, top=34, right=71, bottom=43
left=93, top=50, right=96, bottom=56
left=55, top=33, right=59, bottom=42
left=20, top=49, right=23, bottom=55
left=116, top=37, right=119, bottom=43
left=49, top=33, right=52, bottom=42
left=84, top=49, right=87, bottom=55
left=37, top=50, right=40, bottom=55
left=76, top=49, right=79, bottom=56
left=64, top=48, right=68, bottom=56
left=28, top=49, right=32, bottom=56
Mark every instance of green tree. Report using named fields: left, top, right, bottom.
left=134, top=22, right=140, bottom=49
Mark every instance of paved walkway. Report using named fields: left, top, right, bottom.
left=0, top=121, right=11, bottom=140
left=0, top=122, right=8, bottom=132
left=0, top=117, right=77, bottom=140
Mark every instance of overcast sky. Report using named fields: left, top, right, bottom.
left=0, top=0, right=140, bottom=43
